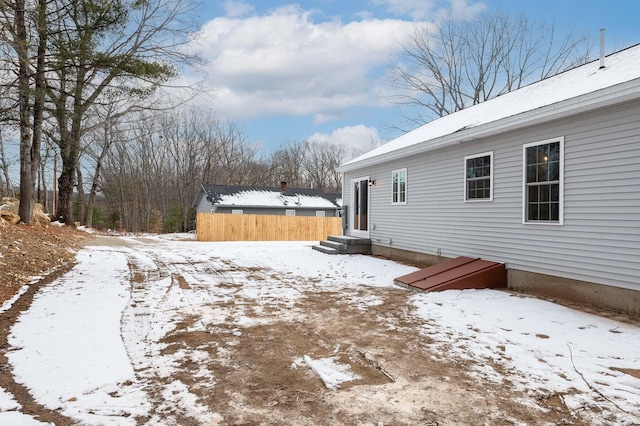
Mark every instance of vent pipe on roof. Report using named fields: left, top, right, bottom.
left=599, top=28, right=606, bottom=69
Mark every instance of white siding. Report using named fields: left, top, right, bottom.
left=344, top=100, right=640, bottom=290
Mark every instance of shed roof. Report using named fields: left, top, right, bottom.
left=195, top=184, right=342, bottom=209
left=338, top=43, right=640, bottom=172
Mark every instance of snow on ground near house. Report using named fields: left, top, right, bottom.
left=412, top=291, right=640, bottom=419
left=301, top=355, right=360, bottom=390
left=0, top=388, right=51, bottom=425
left=7, top=248, right=150, bottom=425
left=1, top=235, right=639, bottom=424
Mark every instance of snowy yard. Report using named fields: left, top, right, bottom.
left=1, top=235, right=639, bottom=425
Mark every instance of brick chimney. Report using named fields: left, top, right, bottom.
left=280, top=181, right=287, bottom=192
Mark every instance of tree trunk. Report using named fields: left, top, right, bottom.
left=30, top=0, right=47, bottom=204
left=76, top=167, right=85, bottom=226
left=0, top=130, right=12, bottom=196
left=39, top=157, right=48, bottom=212
left=85, top=145, right=108, bottom=229
left=16, top=0, right=34, bottom=223
left=56, top=151, right=77, bottom=226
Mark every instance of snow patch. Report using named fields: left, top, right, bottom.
left=303, top=355, right=360, bottom=390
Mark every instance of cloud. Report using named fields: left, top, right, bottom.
left=187, top=5, right=415, bottom=122
left=182, top=1, right=487, bottom=128
left=307, top=125, right=385, bottom=158
left=221, top=1, right=254, bottom=18
left=370, top=0, right=485, bottom=20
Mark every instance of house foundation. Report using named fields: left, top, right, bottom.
left=508, top=269, right=640, bottom=316
left=371, top=244, right=640, bottom=316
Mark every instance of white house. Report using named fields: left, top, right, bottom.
left=337, top=44, right=640, bottom=314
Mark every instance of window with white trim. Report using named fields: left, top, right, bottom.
left=315, top=211, right=326, bottom=217
left=231, top=209, right=243, bottom=214
left=391, top=168, right=407, bottom=204
left=285, top=209, right=296, bottom=216
left=464, top=152, right=493, bottom=201
left=523, top=137, right=563, bottom=224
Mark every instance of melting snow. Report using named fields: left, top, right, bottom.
left=303, top=356, right=360, bottom=390
left=0, top=235, right=638, bottom=425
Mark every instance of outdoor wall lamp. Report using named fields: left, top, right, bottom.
left=368, top=178, right=376, bottom=186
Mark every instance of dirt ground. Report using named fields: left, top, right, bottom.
left=0, top=223, right=638, bottom=425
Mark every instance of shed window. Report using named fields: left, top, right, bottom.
left=523, top=137, right=564, bottom=224
left=392, top=168, right=407, bottom=204
left=231, top=209, right=243, bottom=215
left=315, top=211, right=326, bottom=217
left=464, top=152, right=493, bottom=201
left=285, top=209, right=296, bottom=216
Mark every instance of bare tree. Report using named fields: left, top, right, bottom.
left=303, top=140, right=345, bottom=193
left=45, top=0, right=200, bottom=225
left=390, top=11, right=591, bottom=128
left=37, top=137, right=57, bottom=212
left=270, top=141, right=308, bottom=188
left=0, top=128, right=14, bottom=196
left=0, top=0, right=48, bottom=222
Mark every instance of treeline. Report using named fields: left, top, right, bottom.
left=68, top=108, right=346, bottom=232
left=0, top=0, right=202, bottom=227
left=0, top=0, right=349, bottom=233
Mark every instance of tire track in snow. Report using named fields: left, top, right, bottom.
left=120, top=243, right=224, bottom=424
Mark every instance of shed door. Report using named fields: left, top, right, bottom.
left=351, top=177, right=369, bottom=237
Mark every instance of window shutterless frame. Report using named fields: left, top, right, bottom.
left=522, top=137, right=564, bottom=225
left=391, top=168, right=407, bottom=205
left=464, top=151, right=493, bottom=202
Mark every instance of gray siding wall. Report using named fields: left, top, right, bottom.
left=344, top=99, right=640, bottom=291
left=195, top=197, right=212, bottom=213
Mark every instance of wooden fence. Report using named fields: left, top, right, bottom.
left=196, top=212, right=342, bottom=242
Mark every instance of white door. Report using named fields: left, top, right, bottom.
left=351, top=177, right=370, bottom=238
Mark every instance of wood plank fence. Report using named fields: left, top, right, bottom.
left=196, top=212, right=342, bottom=241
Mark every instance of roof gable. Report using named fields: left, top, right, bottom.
left=340, top=43, right=640, bottom=171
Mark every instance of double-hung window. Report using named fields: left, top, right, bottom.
left=523, top=137, right=564, bottom=224
left=391, top=168, right=407, bottom=204
left=464, top=152, right=493, bottom=201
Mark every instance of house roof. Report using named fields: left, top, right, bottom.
left=195, top=184, right=342, bottom=209
left=338, top=43, right=640, bottom=172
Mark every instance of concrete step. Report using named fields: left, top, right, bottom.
left=313, top=235, right=371, bottom=255
left=312, top=245, right=339, bottom=255
left=328, top=235, right=371, bottom=246
left=320, top=240, right=347, bottom=251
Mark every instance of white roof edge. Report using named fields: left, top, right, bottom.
left=337, top=77, right=640, bottom=173
left=216, top=204, right=339, bottom=209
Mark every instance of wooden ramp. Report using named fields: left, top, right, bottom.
left=394, top=256, right=506, bottom=292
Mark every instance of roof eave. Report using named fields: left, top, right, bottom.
left=215, top=204, right=339, bottom=209
left=337, top=78, right=640, bottom=173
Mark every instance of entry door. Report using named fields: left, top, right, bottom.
left=351, top=177, right=370, bottom=237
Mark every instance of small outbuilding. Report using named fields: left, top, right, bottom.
left=193, top=183, right=343, bottom=242
left=193, top=182, right=342, bottom=217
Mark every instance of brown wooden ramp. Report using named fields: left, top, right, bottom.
left=394, top=256, right=506, bottom=292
